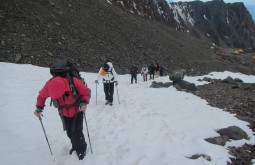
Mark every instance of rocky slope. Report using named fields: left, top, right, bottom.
left=109, top=0, right=255, bottom=51
left=1, top=0, right=255, bottom=75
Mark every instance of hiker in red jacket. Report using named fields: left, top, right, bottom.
left=34, top=60, right=91, bottom=160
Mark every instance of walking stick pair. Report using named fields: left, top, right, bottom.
left=38, top=113, right=93, bottom=156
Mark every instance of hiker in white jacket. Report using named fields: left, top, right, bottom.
left=141, top=66, right=148, bottom=81
left=95, top=62, right=118, bottom=105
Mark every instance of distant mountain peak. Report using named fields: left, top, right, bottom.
left=109, top=0, right=255, bottom=50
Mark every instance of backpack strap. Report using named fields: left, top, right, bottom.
left=66, top=72, right=77, bottom=98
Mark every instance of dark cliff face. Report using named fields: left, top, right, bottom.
left=108, top=0, right=255, bottom=50
left=182, top=0, right=255, bottom=49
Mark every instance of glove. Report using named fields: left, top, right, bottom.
left=115, top=81, right=118, bottom=85
left=79, top=102, right=87, bottom=112
left=95, top=80, right=98, bottom=84
left=34, top=107, right=43, bottom=118
left=79, top=105, right=87, bottom=112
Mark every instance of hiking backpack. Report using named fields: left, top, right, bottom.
left=130, top=67, right=138, bottom=75
left=50, top=59, right=86, bottom=99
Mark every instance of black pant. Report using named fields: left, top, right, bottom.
left=104, top=82, right=114, bottom=103
left=149, top=73, right=154, bottom=80
left=131, top=75, right=137, bottom=84
left=63, top=112, right=87, bottom=153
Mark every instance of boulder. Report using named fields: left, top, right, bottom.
left=150, top=82, right=164, bottom=88
left=14, top=54, right=22, bottom=63
left=205, top=136, right=229, bottom=146
left=222, top=76, right=236, bottom=84
left=150, top=82, right=172, bottom=88
left=217, top=126, right=249, bottom=140
left=169, top=69, right=185, bottom=83
left=188, top=154, right=211, bottom=161
left=174, top=80, right=197, bottom=91
left=163, top=82, right=172, bottom=88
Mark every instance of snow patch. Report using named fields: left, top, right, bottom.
left=203, top=14, right=208, bottom=21
left=169, top=3, right=195, bottom=26
left=0, top=63, right=254, bottom=165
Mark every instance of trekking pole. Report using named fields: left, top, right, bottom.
left=39, top=116, right=53, bottom=155
left=96, top=83, right=97, bottom=105
left=84, top=113, right=93, bottom=155
left=115, top=84, right=120, bottom=104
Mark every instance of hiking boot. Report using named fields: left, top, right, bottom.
left=109, top=102, right=113, bottom=106
left=105, top=100, right=109, bottom=105
left=69, top=148, right=76, bottom=155
left=76, top=150, right=86, bottom=160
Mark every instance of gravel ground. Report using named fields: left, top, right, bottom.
left=191, top=80, right=255, bottom=165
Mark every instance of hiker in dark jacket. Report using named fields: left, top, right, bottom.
left=34, top=59, right=91, bottom=160
left=129, top=66, right=138, bottom=84
left=148, top=64, right=155, bottom=80
left=95, top=62, right=118, bottom=106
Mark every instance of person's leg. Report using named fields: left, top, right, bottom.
left=134, top=75, right=137, bottom=83
left=63, top=116, right=72, bottom=139
left=70, top=112, right=87, bottom=160
left=108, top=83, right=114, bottom=104
left=156, top=71, right=159, bottom=78
left=104, top=83, right=110, bottom=102
left=131, top=75, right=134, bottom=84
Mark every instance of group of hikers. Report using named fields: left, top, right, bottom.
left=33, top=59, right=164, bottom=160
left=129, top=63, right=163, bottom=84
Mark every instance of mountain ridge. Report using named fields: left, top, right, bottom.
left=108, top=0, right=255, bottom=50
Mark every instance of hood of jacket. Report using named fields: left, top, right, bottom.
left=106, top=62, right=113, bottom=68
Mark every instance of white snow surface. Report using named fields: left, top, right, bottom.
left=0, top=62, right=255, bottom=165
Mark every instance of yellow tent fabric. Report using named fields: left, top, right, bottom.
left=237, top=49, right=244, bottom=53
left=233, top=51, right=240, bottom=54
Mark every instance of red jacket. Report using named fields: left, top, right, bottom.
left=36, top=76, right=91, bottom=117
